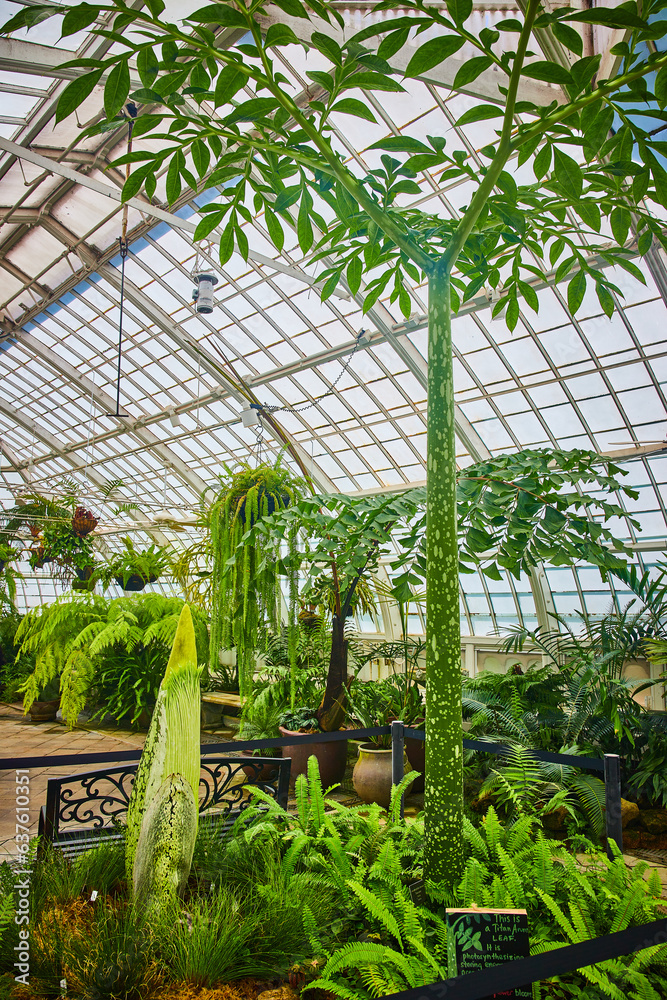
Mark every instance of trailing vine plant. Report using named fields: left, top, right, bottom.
left=208, top=457, right=303, bottom=704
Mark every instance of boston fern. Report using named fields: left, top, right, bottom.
left=16, top=594, right=208, bottom=726
left=440, top=808, right=667, bottom=999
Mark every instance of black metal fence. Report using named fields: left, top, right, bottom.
left=0, top=725, right=654, bottom=998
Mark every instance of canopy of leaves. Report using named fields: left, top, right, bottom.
left=5, top=0, right=667, bottom=325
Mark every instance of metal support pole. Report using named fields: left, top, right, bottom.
left=604, top=753, right=623, bottom=860
left=391, top=720, right=405, bottom=819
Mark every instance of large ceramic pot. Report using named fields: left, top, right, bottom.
left=352, top=742, right=414, bottom=810
left=405, top=734, right=425, bottom=793
left=29, top=698, right=60, bottom=723
left=279, top=726, right=348, bottom=788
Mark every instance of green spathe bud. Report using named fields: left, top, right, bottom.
left=132, top=772, right=197, bottom=915
left=125, top=603, right=201, bottom=885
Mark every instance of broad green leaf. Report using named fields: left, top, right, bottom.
left=306, top=70, right=335, bottom=93
left=370, top=136, right=432, bottom=154
left=632, top=168, right=649, bottom=203
left=347, top=256, right=362, bottom=295
left=0, top=4, right=53, bottom=34
left=274, top=186, right=300, bottom=212
left=62, top=3, right=98, bottom=36
left=311, top=30, right=342, bottom=64
left=378, top=27, right=410, bottom=60
left=341, top=71, right=405, bottom=93
left=404, top=36, right=465, bottom=77
left=271, top=0, right=309, bottom=18
left=137, top=47, right=159, bottom=88
left=533, top=143, right=551, bottom=180
left=456, top=104, right=503, bottom=126
left=521, top=60, right=573, bottom=85
left=595, top=281, right=615, bottom=319
left=553, top=147, right=582, bottom=199
left=506, top=296, right=520, bottom=331
left=55, top=70, right=103, bottom=123
left=235, top=224, right=249, bottom=262
left=610, top=207, right=631, bottom=246
left=165, top=156, right=182, bottom=204
left=446, top=0, right=472, bottom=25
left=320, top=268, right=343, bottom=302
left=219, top=218, right=235, bottom=266
left=194, top=210, right=225, bottom=241
left=144, top=0, right=166, bottom=15
left=648, top=153, right=667, bottom=207
left=297, top=197, right=314, bottom=254
left=191, top=139, right=210, bottom=178
left=656, top=64, right=667, bottom=109
left=121, top=164, right=152, bottom=202
left=104, top=59, right=130, bottom=119
left=266, top=23, right=300, bottom=48
left=567, top=269, right=586, bottom=314
left=264, top=207, right=284, bottom=251
left=453, top=57, right=493, bottom=89
left=330, top=99, right=377, bottom=123
left=214, top=65, right=245, bottom=107
left=576, top=199, right=601, bottom=232
left=551, top=21, right=583, bottom=56
left=224, top=97, right=279, bottom=124
left=581, top=105, right=614, bottom=157
left=564, top=8, right=647, bottom=29
left=517, top=279, right=538, bottom=313
left=187, top=4, right=247, bottom=26
left=131, top=114, right=162, bottom=137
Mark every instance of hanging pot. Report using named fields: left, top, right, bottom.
left=72, top=516, right=98, bottom=537
left=115, top=574, right=157, bottom=592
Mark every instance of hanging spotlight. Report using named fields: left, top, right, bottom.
left=192, top=272, right=218, bottom=314
left=240, top=404, right=261, bottom=428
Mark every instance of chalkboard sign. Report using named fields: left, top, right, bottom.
left=446, top=908, right=531, bottom=999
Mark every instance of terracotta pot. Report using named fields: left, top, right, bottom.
left=405, top=736, right=425, bottom=793
left=279, top=725, right=348, bottom=788
left=352, top=742, right=414, bottom=810
left=241, top=750, right=281, bottom=782
left=29, top=698, right=60, bottom=722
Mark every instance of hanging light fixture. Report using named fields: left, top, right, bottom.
left=192, top=272, right=218, bottom=314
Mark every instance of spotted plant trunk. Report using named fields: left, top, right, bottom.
left=423, top=266, right=464, bottom=887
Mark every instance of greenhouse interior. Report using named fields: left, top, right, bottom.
left=1, top=0, right=667, bottom=996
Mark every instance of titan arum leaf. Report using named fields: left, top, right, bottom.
left=125, top=603, right=201, bottom=885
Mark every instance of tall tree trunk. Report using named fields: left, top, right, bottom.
left=317, top=612, right=347, bottom=732
left=423, top=265, right=464, bottom=887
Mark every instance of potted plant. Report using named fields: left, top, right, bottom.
left=101, top=537, right=170, bottom=591
left=72, top=506, right=99, bottom=537
left=346, top=680, right=416, bottom=810
left=28, top=675, right=61, bottom=722
left=278, top=705, right=349, bottom=789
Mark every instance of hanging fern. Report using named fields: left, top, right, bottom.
left=208, top=456, right=303, bottom=703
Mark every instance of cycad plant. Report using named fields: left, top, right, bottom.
left=15, top=593, right=208, bottom=726
left=208, top=457, right=303, bottom=704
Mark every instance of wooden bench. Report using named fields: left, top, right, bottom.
left=38, top=754, right=290, bottom=859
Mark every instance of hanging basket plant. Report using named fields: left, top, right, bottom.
left=208, top=457, right=303, bottom=705
left=72, top=506, right=99, bottom=537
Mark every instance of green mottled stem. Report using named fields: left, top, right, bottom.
left=424, top=266, right=463, bottom=888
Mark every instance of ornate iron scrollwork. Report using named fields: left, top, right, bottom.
left=46, top=754, right=288, bottom=848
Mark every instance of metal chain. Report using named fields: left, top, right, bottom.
left=258, top=328, right=366, bottom=415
